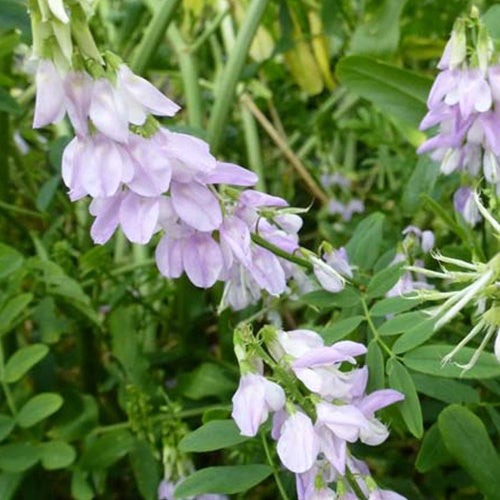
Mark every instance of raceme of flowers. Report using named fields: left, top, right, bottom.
left=32, top=47, right=350, bottom=311
left=418, top=14, right=500, bottom=225
left=231, top=325, right=405, bottom=499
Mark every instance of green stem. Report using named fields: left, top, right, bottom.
left=189, top=8, right=229, bottom=54
left=345, top=467, right=368, bottom=500
left=261, top=432, right=290, bottom=500
left=0, top=342, right=16, bottom=415
left=241, top=105, right=266, bottom=191
left=168, top=23, right=203, bottom=128
left=251, top=233, right=313, bottom=271
left=207, top=0, right=270, bottom=151
left=361, top=297, right=394, bottom=358
left=129, top=0, right=181, bottom=74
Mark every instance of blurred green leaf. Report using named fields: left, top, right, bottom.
left=387, top=359, right=423, bottom=438
left=179, top=420, right=249, bottom=453
left=178, top=363, right=236, bottom=401
left=79, top=430, right=135, bottom=470
left=403, top=345, right=500, bottom=379
left=366, top=263, right=404, bottom=299
left=0, top=294, right=33, bottom=336
left=415, top=423, right=451, bottom=473
left=39, top=441, right=76, bottom=470
left=0, top=415, right=14, bottom=442
left=130, top=439, right=160, bottom=500
left=175, top=465, right=273, bottom=497
left=438, top=405, right=500, bottom=499
left=0, top=443, right=40, bottom=472
left=370, top=296, right=420, bottom=316
left=366, top=339, right=385, bottom=392
left=345, top=212, right=385, bottom=270
left=392, top=318, right=435, bottom=354
left=4, top=344, right=49, bottom=383
left=301, top=287, right=361, bottom=310
left=17, top=393, right=63, bottom=428
left=320, top=316, right=365, bottom=344
left=412, top=373, right=479, bottom=404
left=378, top=311, right=428, bottom=336
left=401, top=156, right=440, bottom=213
left=483, top=5, right=500, bottom=40
left=0, top=472, right=22, bottom=500
left=0, top=244, right=23, bottom=280
left=337, top=56, right=432, bottom=127
left=0, top=88, right=20, bottom=116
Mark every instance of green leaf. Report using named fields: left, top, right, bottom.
left=178, top=363, right=236, bottom=401
left=366, top=339, right=384, bottom=392
left=17, top=393, right=63, bottom=428
left=0, top=443, right=40, bottom=472
left=301, top=287, right=361, bottom=310
left=0, top=244, right=23, bottom=279
left=0, top=88, right=20, bottom=116
left=415, top=423, right=452, bottom=473
left=345, top=212, right=385, bottom=270
left=0, top=0, right=31, bottom=41
left=483, top=5, right=500, bottom=40
left=174, top=465, right=273, bottom=497
left=0, top=415, right=14, bottom=442
left=0, top=472, right=22, bottom=500
left=392, top=318, right=435, bottom=354
left=438, top=405, right=500, bottom=499
left=71, top=468, right=94, bottom=500
left=350, top=0, right=408, bottom=56
left=36, top=176, right=60, bottom=212
left=39, top=441, right=76, bottom=470
left=320, top=316, right=365, bottom=344
left=366, top=263, right=404, bottom=299
left=79, top=430, right=135, bottom=470
left=179, top=420, right=249, bottom=453
left=387, top=359, right=423, bottom=438
left=412, top=373, right=479, bottom=404
left=401, top=156, right=440, bottom=213
left=0, top=294, right=33, bottom=336
left=378, top=311, right=428, bottom=336
left=336, top=56, right=432, bottom=127
left=130, top=439, right=160, bottom=500
left=370, top=296, right=420, bottom=316
left=403, top=345, right=500, bottom=379
left=3, top=344, right=49, bottom=383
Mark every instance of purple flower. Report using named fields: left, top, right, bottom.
left=231, top=373, right=285, bottom=437
left=453, top=187, right=481, bottom=226
left=33, top=60, right=65, bottom=128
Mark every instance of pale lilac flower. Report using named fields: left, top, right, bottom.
left=311, top=256, right=345, bottom=293
left=158, top=479, right=175, bottom=500
left=33, top=60, right=66, bottom=128
left=276, top=411, right=319, bottom=473
left=453, top=187, right=481, bottom=226
left=324, top=247, right=353, bottom=278
left=295, top=461, right=337, bottom=500
left=231, top=373, right=285, bottom=437
left=63, top=71, right=93, bottom=137
left=369, top=490, right=407, bottom=500
left=328, top=199, right=364, bottom=221
left=321, top=172, right=351, bottom=188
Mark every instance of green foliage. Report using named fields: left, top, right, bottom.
left=179, top=420, right=249, bottom=452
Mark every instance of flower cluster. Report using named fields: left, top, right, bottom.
left=30, top=2, right=351, bottom=311
left=231, top=325, right=405, bottom=499
left=418, top=11, right=500, bottom=224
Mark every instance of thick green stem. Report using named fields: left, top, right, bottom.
left=207, top=0, right=270, bottom=151
left=129, top=0, right=181, bottom=74
left=168, top=24, right=203, bottom=128
left=345, top=467, right=368, bottom=500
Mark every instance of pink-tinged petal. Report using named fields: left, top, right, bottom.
left=220, top=216, right=252, bottom=265
left=155, top=235, right=184, bottom=279
left=231, top=374, right=267, bottom=437
left=47, top=0, right=69, bottom=23
left=359, top=418, right=390, bottom=446
left=316, top=425, right=347, bottom=475
left=89, top=79, right=129, bottom=143
left=82, top=136, right=124, bottom=197
left=64, top=71, right=92, bottom=136
left=277, top=412, right=319, bottom=473
left=201, top=162, right=258, bottom=186
left=316, top=403, right=367, bottom=442
left=247, top=247, right=286, bottom=296
left=183, top=234, right=223, bottom=288
left=119, top=192, right=160, bottom=244
left=358, top=389, right=404, bottom=416
left=239, top=190, right=288, bottom=208
left=33, top=60, right=65, bottom=128
left=89, top=195, right=123, bottom=244
left=427, top=70, right=457, bottom=108
left=118, top=65, right=180, bottom=118
left=170, top=181, right=222, bottom=231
